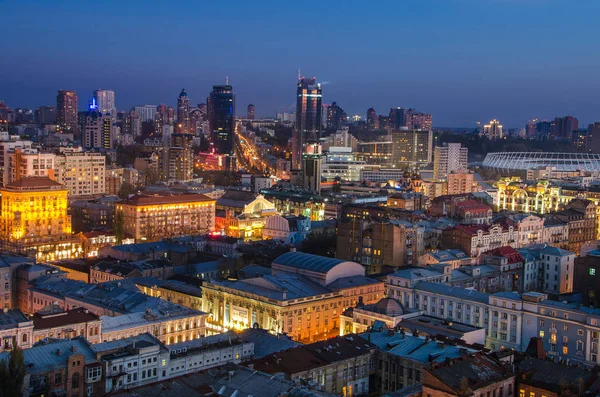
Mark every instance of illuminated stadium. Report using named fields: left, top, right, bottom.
left=482, top=152, right=600, bottom=174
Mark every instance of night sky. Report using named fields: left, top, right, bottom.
left=2, top=0, right=600, bottom=127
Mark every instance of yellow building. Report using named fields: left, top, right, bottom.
left=0, top=177, right=82, bottom=261
left=495, top=177, right=565, bottom=213
left=215, top=190, right=278, bottom=240
left=115, top=193, right=216, bottom=241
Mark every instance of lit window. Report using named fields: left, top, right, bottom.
left=590, top=268, right=597, bottom=276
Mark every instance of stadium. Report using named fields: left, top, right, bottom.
left=482, top=152, right=600, bottom=175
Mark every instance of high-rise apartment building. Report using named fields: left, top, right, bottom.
left=92, top=89, right=116, bottom=115
left=208, top=85, right=235, bottom=155
left=134, top=105, right=157, bottom=123
left=83, top=111, right=113, bottom=149
left=366, top=108, right=378, bottom=130
left=36, top=106, right=57, bottom=124
left=0, top=133, right=35, bottom=186
left=483, top=119, right=503, bottom=140
left=56, top=90, right=78, bottom=134
left=391, top=129, right=433, bottom=169
left=326, top=102, right=347, bottom=130
left=588, top=122, right=600, bottom=153
left=168, top=133, right=194, bottom=181
left=433, top=143, right=468, bottom=181
left=177, top=89, right=190, bottom=133
left=247, top=104, right=255, bottom=120
left=551, top=116, right=578, bottom=140
left=293, top=77, right=322, bottom=170
left=54, top=148, right=106, bottom=197
left=447, top=170, right=476, bottom=195
left=389, top=108, right=432, bottom=130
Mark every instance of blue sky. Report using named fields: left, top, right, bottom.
left=2, top=0, right=599, bottom=127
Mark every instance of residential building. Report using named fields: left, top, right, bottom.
left=89, top=259, right=175, bottom=283
left=391, top=129, right=433, bottom=169
left=0, top=337, right=101, bottom=397
left=56, top=89, right=78, bottom=134
left=249, top=335, right=375, bottom=396
left=134, top=105, right=157, bottom=123
left=418, top=249, right=471, bottom=269
left=54, top=148, right=106, bottom=197
left=83, top=110, right=114, bottom=149
left=433, top=143, right=468, bottom=181
left=574, top=250, right=600, bottom=308
left=359, top=329, right=482, bottom=395
left=441, top=223, right=517, bottom=257
left=32, top=307, right=102, bottom=344
left=93, top=89, right=116, bottom=116
left=421, top=353, right=515, bottom=397
left=0, top=309, right=33, bottom=350
left=115, top=193, right=216, bottom=241
left=454, top=200, right=493, bottom=225
left=447, top=170, right=477, bottom=195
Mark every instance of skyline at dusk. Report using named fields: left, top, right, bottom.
left=3, top=0, right=600, bottom=127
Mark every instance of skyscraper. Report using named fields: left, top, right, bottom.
left=293, top=77, right=322, bottom=170
left=433, top=143, right=468, bottom=181
left=93, top=89, right=116, bottom=115
left=483, top=119, right=503, bottom=140
left=247, top=104, right=255, bottom=120
left=208, top=84, right=235, bottom=155
left=56, top=90, right=78, bottom=134
left=326, top=102, right=347, bottom=130
left=303, top=143, right=322, bottom=194
left=177, top=89, right=190, bottom=133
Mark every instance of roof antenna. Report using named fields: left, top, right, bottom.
left=298, top=69, right=301, bottom=81
left=226, top=76, right=229, bottom=85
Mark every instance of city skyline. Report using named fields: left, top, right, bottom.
left=2, top=0, right=600, bottom=127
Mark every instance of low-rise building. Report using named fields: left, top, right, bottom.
left=89, top=258, right=175, bottom=283
left=32, top=307, right=102, bottom=344
left=133, top=277, right=203, bottom=310
left=422, top=352, right=515, bottom=397
left=0, top=309, right=33, bottom=350
left=250, top=335, right=376, bottom=396
left=417, top=249, right=471, bottom=269
left=341, top=297, right=420, bottom=335
left=441, top=223, right=518, bottom=257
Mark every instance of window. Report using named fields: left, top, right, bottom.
left=72, top=372, right=80, bottom=389
left=22, top=334, right=27, bottom=344
left=54, top=372, right=61, bottom=384
left=578, top=329, right=584, bottom=336
left=520, top=390, right=525, bottom=397
left=539, top=331, right=545, bottom=338
left=590, top=268, right=596, bottom=276
left=87, top=367, right=102, bottom=381
left=563, top=346, right=568, bottom=355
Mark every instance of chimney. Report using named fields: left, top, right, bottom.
left=412, top=329, right=419, bottom=337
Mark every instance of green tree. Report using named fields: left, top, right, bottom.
left=114, top=210, right=125, bottom=245
left=0, top=345, right=27, bottom=397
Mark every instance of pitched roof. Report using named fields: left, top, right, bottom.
left=4, top=176, right=64, bottom=190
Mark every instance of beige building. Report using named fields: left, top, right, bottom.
left=202, top=252, right=383, bottom=342
left=116, top=193, right=216, bottom=241
left=433, top=143, right=468, bottom=181
left=447, top=170, right=477, bottom=195
left=100, top=308, right=207, bottom=345
left=0, top=309, right=33, bottom=350
left=341, top=297, right=419, bottom=335
left=54, top=148, right=106, bottom=197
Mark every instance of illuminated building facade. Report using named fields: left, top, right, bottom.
left=54, top=148, right=106, bottom=197
left=208, top=84, right=235, bottom=155
left=201, top=252, right=383, bottom=342
left=391, top=129, right=433, bottom=169
left=83, top=110, right=113, bottom=149
left=355, top=141, right=393, bottom=167
left=215, top=190, right=277, bottom=240
left=483, top=119, right=503, bottom=140
left=176, top=89, right=190, bottom=133
left=293, top=77, right=322, bottom=170
left=0, top=177, right=82, bottom=261
left=116, top=193, right=216, bottom=241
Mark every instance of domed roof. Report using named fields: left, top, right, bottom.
left=372, top=297, right=405, bottom=316
left=179, top=89, right=187, bottom=97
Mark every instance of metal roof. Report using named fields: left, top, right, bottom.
left=273, top=252, right=346, bottom=273
left=483, top=152, right=600, bottom=172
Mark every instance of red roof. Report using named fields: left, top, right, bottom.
left=486, top=246, right=524, bottom=264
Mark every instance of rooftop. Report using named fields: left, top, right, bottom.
left=414, top=281, right=490, bottom=304
left=3, top=176, right=65, bottom=191
left=118, top=193, right=215, bottom=206
left=236, top=328, right=301, bottom=359
left=101, top=307, right=206, bottom=334
left=0, top=309, right=31, bottom=330
left=32, top=307, right=99, bottom=330
left=273, top=252, right=346, bottom=273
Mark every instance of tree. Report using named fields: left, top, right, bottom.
left=0, top=345, right=27, bottom=397
left=114, top=210, right=125, bottom=245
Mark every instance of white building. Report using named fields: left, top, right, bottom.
left=134, top=105, right=157, bottom=123
left=54, top=148, right=106, bottom=197
left=93, top=89, right=116, bottom=116
left=433, top=143, right=468, bottom=181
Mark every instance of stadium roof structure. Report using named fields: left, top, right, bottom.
left=482, top=152, right=600, bottom=172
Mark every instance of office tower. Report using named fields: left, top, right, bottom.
left=433, top=143, right=468, bottom=181
left=83, top=110, right=113, bottom=149
left=93, top=89, right=116, bottom=115
left=177, top=89, right=190, bottom=133
left=169, top=133, right=194, bottom=181
left=391, top=129, right=433, bottom=169
left=134, top=105, right=157, bottom=123
left=302, top=143, right=322, bottom=194
left=483, top=119, right=503, bottom=140
left=293, top=77, right=322, bottom=170
left=247, top=104, right=255, bottom=120
left=56, top=90, right=78, bottom=133
left=367, top=108, right=378, bottom=130
left=551, top=116, right=579, bottom=139
left=389, top=108, right=408, bottom=129
left=36, top=106, right=57, bottom=124
left=208, top=84, right=235, bottom=155
left=326, top=102, right=347, bottom=130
